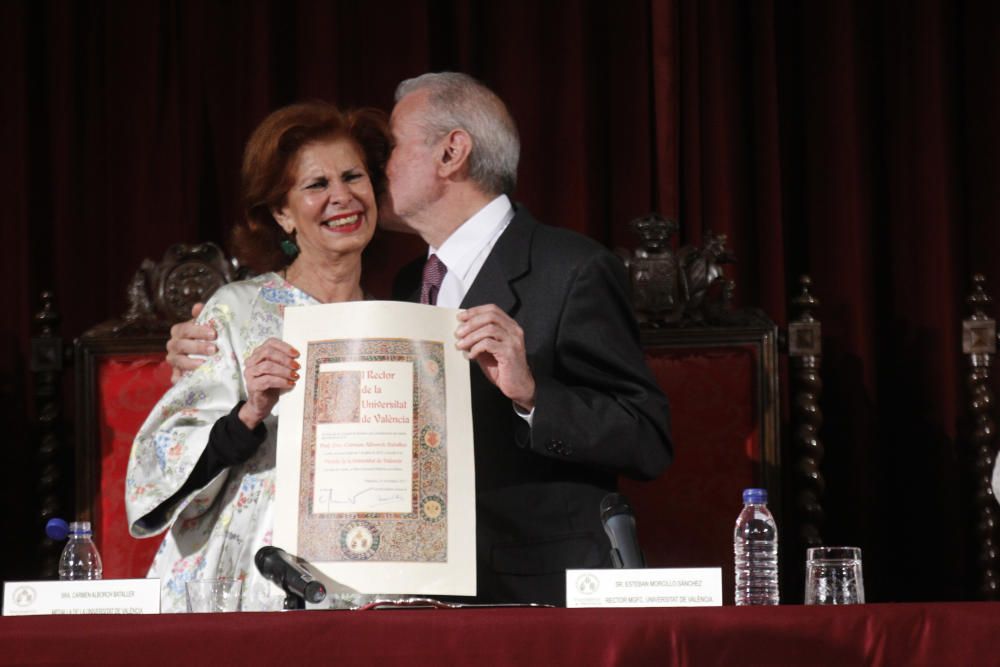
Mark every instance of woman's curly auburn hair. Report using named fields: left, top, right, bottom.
left=230, top=101, right=390, bottom=273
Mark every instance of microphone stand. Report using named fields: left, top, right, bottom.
left=283, top=591, right=306, bottom=610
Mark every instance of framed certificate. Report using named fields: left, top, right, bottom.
left=273, top=301, right=476, bottom=596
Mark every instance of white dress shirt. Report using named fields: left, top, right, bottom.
left=427, top=194, right=533, bottom=423
left=429, top=194, right=514, bottom=308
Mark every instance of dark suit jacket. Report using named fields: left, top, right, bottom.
left=394, top=207, right=672, bottom=606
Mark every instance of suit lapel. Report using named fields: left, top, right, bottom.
left=460, top=208, right=535, bottom=314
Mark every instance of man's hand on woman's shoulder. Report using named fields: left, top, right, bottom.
left=167, top=302, right=217, bottom=383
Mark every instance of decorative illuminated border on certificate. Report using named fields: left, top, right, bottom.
left=296, top=338, right=447, bottom=563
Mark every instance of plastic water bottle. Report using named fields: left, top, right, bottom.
left=734, top=488, right=778, bottom=605
left=57, top=521, right=104, bottom=580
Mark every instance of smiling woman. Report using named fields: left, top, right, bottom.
left=124, top=101, right=391, bottom=612
left=234, top=102, right=389, bottom=276
left=272, top=139, right=377, bottom=302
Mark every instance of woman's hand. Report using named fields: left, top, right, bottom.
left=238, top=338, right=300, bottom=430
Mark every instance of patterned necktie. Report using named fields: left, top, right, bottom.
left=420, top=254, right=448, bottom=305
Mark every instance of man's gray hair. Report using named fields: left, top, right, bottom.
left=395, top=72, right=520, bottom=195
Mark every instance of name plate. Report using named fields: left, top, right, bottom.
left=3, top=579, right=161, bottom=616
left=565, top=568, right=722, bottom=608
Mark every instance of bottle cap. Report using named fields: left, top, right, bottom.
left=45, top=517, right=69, bottom=541
left=68, top=521, right=93, bottom=536
left=742, top=488, right=767, bottom=504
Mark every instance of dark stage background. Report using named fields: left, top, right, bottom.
left=2, top=0, right=998, bottom=602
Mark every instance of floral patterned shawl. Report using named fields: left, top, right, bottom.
left=126, top=272, right=317, bottom=612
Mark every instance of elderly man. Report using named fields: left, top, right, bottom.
left=168, top=72, right=672, bottom=606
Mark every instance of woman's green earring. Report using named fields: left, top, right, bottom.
left=280, top=238, right=299, bottom=259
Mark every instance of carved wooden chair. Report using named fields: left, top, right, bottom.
left=617, top=214, right=824, bottom=604
left=71, top=243, right=237, bottom=579
left=963, top=274, right=1000, bottom=600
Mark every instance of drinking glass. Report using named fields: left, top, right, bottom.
left=804, top=546, right=864, bottom=605
left=185, top=578, right=243, bottom=613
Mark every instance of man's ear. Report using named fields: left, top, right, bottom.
left=438, top=129, right=473, bottom=178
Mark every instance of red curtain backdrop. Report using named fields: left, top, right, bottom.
left=2, top=0, right=998, bottom=601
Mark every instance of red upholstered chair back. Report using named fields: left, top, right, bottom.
left=74, top=243, right=237, bottom=579
left=620, top=314, right=781, bottom=605
left=613, top=216, right=797, bottom=604
left=78, top=352, right=173, bottom=578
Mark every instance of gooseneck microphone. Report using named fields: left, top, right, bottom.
left=600, top=492, right=646, bottom=569
left=254, top=546, right=327, bottom=605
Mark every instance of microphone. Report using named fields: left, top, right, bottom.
left=600, top=492, right=645, bottom=569
left=254, top=546, right=327, bottom=605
